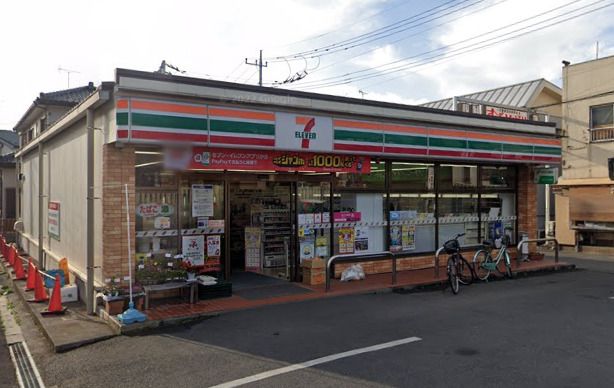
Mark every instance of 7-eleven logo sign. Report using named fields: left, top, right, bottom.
left=276, top=113, right=333, bottom=152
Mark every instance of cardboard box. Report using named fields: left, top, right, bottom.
left=303, top=267, right=325, bottom=285
left=60, top=284, right=79, bottom=303
left=302, top=258, right=325, bottom=269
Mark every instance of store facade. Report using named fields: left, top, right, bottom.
left=112, top=69, right=560, bottom=283
left=14, top=69, right=561, bottom=307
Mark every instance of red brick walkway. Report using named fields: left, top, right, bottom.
left=143, top=259, right=571, bottom=322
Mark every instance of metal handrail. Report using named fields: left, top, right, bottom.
left=434, top=244, right=483, bottom=278
left=326, top=251, right=393, bottom=292
left=516, top=238, right=559, bottom=265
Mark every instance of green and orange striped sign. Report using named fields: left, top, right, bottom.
left=116, top=97, right=560, bottom=164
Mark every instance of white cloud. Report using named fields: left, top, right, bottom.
left=1, top=0, right=613, bottom=127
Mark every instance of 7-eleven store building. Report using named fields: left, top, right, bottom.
left=16, top=69, right=560, bottom=311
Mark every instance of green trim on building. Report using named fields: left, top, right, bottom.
left=334, top=129, right=384, bottom=143
left=385, top=133, right=428, bottom=147
left=130, top=112, right=206, bottom=131
left=210, top=119, right=275, bottom=136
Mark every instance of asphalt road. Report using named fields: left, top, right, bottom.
left=15, top=258, right=614, bottom=387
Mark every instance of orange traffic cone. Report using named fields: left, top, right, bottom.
left=28, top=271, right=49, bottom=303
left=12, top=255, right=26, bottom=280
left=41, top=274, right=67, bottom=315
left=25, top=260, right=36, bottom=291
left=5, top=246, right=14, bottom=267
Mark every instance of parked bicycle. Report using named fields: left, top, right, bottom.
left=443, top=233, right=475, bottom=294
left=472, top=235, right=513, bottom=280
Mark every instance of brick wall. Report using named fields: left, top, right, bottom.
left=332, top=249, right=520, bottom=278
left=102, top=144, right=135, bottom=283
left=517, top=165, right=538, bottom=249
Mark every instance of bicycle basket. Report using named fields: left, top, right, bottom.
left=443, top=239, right=460, bottom=254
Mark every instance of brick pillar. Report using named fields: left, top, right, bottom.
left=102, top=144, right=136, bottom=284
left=517, top=165, right=537, bottom=250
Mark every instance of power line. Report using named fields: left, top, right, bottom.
left=224, top=61, right=245, bottom=80
left=267, top=0, right=475, bottom=62
left=280, top=0, right=510, bottom=80
left=267, top=0, right=418, bottom=51
left=289, top=0, right=585, bottom=87
left=289, top=0, right=606, bottom=90
left=245, top=50, right=268, bottom=86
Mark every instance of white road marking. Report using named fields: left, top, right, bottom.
left=209, top=336, right=422, bottom=388
left=608, top=296, right=614, bottom=300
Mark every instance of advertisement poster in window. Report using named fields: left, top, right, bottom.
left=192, top=184, right=214, bottom=217
left=245, top=227, right=261, bottom=270
left=182, top=235, right=205, bottom=266
left=300, top=241, right=315, bottom=262
left=402, top=225, right=416, bottom=250
left=207, top=235, right=221, bottom=258
left=338, top=227, right=355, bottom=254
left=390, top=225, right=402, bottom=252
left=354, top=226, right=369, bottom=252
left=315, top=236, right=328, bottom=258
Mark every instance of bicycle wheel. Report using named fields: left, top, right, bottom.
left=458, top=256, right=474, bottom=285
left=447, top=256, right=459, bottom=294
left=473, top=250, right=491, bottom=281
left=495, top=252, right=513, bottom=279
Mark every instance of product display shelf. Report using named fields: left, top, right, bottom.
left=256, top=208, right=291, bottom=268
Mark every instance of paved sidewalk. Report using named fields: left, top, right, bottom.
left=0, top=260, right=116, bottom=353
left=122, top=258, right=573, bottom=332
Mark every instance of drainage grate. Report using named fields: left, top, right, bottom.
left=8, top=342, right=45, bottom=388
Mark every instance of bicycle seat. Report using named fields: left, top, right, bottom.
left=482, top=240, right=495, bottom=248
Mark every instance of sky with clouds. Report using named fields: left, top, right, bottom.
left=1, top=0, right=613, bottom=128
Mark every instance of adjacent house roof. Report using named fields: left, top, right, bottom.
left=421, top=79, right=562, bottom=110
left=13, top=82, right=96, bottom=132
left=37, top=82, right=97, bottom=106
left=0, top=130, right=19, bottom=148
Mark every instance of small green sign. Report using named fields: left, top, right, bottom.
left=534, top=167, right=558, bottom=184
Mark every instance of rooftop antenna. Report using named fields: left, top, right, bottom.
left=58, top=66, right=80, bottom=88
left=596, top=41, right=599, bottom=59
left=358, top=89, right=368, bottom=99
left=156, top=60, right=186, bottom=75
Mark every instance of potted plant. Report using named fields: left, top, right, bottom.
left=101, top=276, right=125, bottom=315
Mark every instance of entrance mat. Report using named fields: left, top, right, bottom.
left=231, top=271, right=289, bottom=291
left=234, top=283, right=312, bottom=300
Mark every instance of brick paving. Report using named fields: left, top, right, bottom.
left=143, top=258, right=571, bottom=322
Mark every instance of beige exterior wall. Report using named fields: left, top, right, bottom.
left=561, top=55, right=614, bottom=180
left=16, top=105, right=110, bottom=285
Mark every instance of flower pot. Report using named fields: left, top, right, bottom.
left=105, top=298, right=125, bottom=315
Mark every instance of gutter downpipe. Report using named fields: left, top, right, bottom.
left=86, top=108, right=95, bottom=315
left=38, top=143, right=44, bottom=269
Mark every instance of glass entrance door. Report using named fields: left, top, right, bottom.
left=296, top=177, right=332, bottom=279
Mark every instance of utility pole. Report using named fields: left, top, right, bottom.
left=245, top=50, right=268, bottom=86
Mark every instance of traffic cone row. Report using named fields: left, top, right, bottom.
left=25, top=259, right=36, bottom=291
left=5, top=244, right=15, bottom=267
left=28, top=268, right=49, bottom=303
left=41, top=274, right=67, bottom=315
left=12, top=252, right=26, bottom=280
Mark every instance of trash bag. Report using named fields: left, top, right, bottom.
left=340, top=264, right=366, bottom=282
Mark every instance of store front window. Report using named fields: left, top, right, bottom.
left=438, top=164, right=478, bottom=191
left=135, top=149, right=226, bottom=283
left=333, top=192, right=386, bottom=255
left=438, top=194, right=479, bottom=245
left=297, top=180, right=331, bottom=267
left=388, top=162, right=436, bottom=253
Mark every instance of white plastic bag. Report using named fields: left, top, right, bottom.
left=340, top=264, right=366, bottom=282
